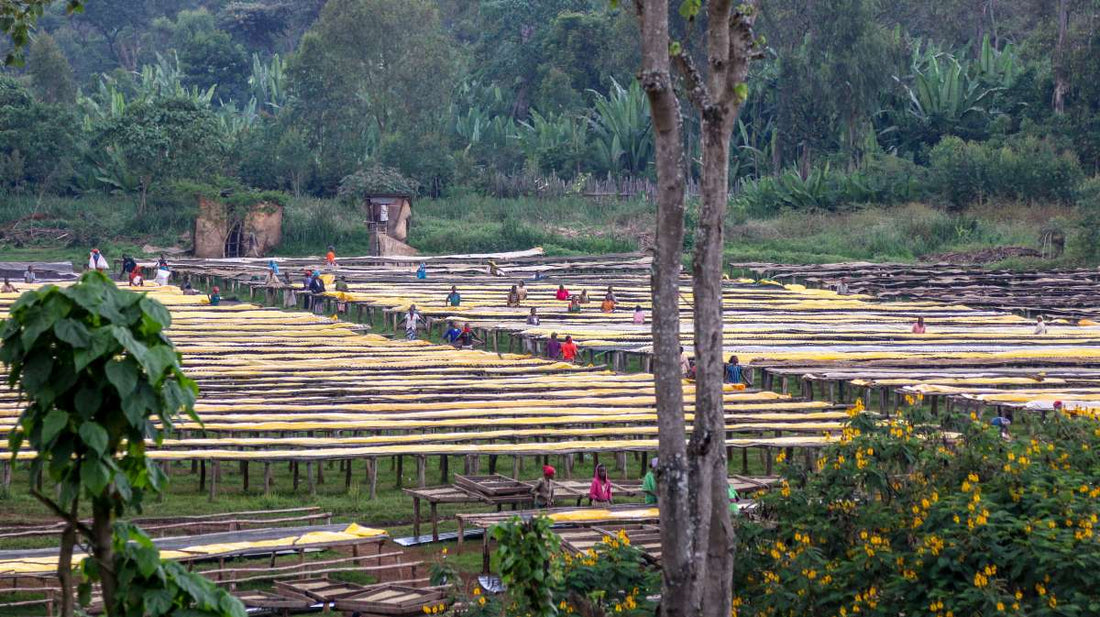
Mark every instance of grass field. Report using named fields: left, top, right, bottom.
left=0, top=193, right=1085, bottom=268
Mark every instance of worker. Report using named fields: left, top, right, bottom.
left=533, top=465, right=556, bottom=508
left=561, top=335, right=578, bottom=363
left=309, top=271, right=326, bottom=295
left=680, top=347, right=691, bottom=376
left=23, top=265, right=36, bottom=284
left=2, top=278, right=17, bottom=293
left=835, top=278, right=850, bottom=295
left=128, top=268, right=144, bottom=286
left=632, top=305, right=645, bottom=325
left=579, top=289, right=589, bottom=304
left=335, top=276, right=349, bottom=292
left=402, top=305, right=422, bottom=340
left=268, top=259, right=280, bottom=276
left=546, top=333, right=563, bottom=360
left=208, top=286, right=221, bottom=306
left=725, top=355, right=751, bottom=385
left=88, top=248, right=109, bottom=272
left=567, top=295, right=582, bottom=313
left=555, top=284, right=570, bottom=301
left=588, top=464, right=613, bottom=505
left=641, top=458, right=658, bottom=505
left=1034, top=315, right=1047, bottom=335
left=119, top=254, right=136, bottom=280
left=443, top=321, right=463, bottom=346
left=488, top=260, right=503, bottom=276
left=416, top=263, right=428, bottom=279
left=516, top=281, right=528, bottom=302
left=600, top=292, right=616, bottom=313
left=457, top=322, right=483, bottom=348
left=911, top=316, right=926, bottom=334
left=154, top=259, right=171, bottom=286
left=326, top=245, right=337, bottom=267
left=728, top=484, right=741, bottom=514
left=507, top=285, right=521, bottom=307
left=991, top=415, right=1012, bottom=438
left=446, top=285, right=462, bottom=307
left=605, top=286, right=617, bottom=303
left=181, top=276, right=198, bottom=295
left=526, top=307, right=540, bottom=326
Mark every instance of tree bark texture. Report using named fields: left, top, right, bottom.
left=91, top=498, right=116, bottom=612
left=635, top=1, right=759, bottom=616
left=635, top=1, right=692, bottom=615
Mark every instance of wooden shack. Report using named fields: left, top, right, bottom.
left=193, top=196, right=283, bottom=258
left=364, top=193, right=417, bottom=256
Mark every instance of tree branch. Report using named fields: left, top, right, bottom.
left=718, top=2, right=762, bottom=107
left=30, top=489, right=94, bottom=539
left=671, top=50, right=712, bottom=113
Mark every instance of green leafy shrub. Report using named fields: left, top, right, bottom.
left=1070, top=176, right=1100, bottom=263
left=487, top=517, right=659, bottom=617
left=929, top=135, right=1083, bottom=209
left=731, top=398, right=1100, bottom=617
left=731, top=155, right=927, bottom=216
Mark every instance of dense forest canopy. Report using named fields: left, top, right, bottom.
left=1, top=0, right=1099, bottom=215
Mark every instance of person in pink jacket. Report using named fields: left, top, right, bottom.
left=588, top=464, right=613, bottom=505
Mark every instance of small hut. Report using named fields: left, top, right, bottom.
left=363, top=193, right=416, bottom=256
left=193, top=193, right=284, bottom=258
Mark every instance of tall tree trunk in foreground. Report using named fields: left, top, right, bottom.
left=635, top=0, right=691, bottom=613
left=1053, top=0, right=1070, bottom=114
left=634, top=1, right=761, bottom=615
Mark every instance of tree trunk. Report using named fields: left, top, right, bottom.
left=57, top=521, right=76, bottom=617
left=635, top=2, right=693, bottom=616
left=91, top=498, right=116, bottom=611
left=1053, top=0, right=1070, bottom=114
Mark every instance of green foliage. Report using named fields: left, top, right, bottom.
left=588, top=79, right=653, bottom=176
left=732, top=155, right=927, bottom=215
left=87, top=522, right=245, bottom=617
left=95, top=96, right=226, bottom=210
left=0, top=75, right=78, bottom=193
left=492, top=516, right=563, bottom=617
left=338, top=165, right=418, bottom=201
left=27, top=32, right=76, bottom=104
left=489, top=517, right=659, bottom=617
left=731, top=400, right=1100, bottom=617
left=0, top=271, right=198, bottom=513
left=928, top=136, right=1083, bottom=209
left=1070, top=176, right=1100, bottom=263
left=0, top=0, right=84, bottom=65
left=561, top=531, right=657, bottom=615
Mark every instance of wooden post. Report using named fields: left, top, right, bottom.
left=241, top=461, right=249, bottom=493
left=440, top=455, right=449, bottom=484
left=263, top=462, right=272, bottom=496
left=416, top=455, right=427, bottom=488
left=199, top=460, right=206, bottom=493
left=395, top=455, right=403, bottom=489
left=208, top=461, right=218, bottom=502
left=368, top=458, right=378, bottom=500
left=345, top=458, right=353, bottom=491
left=307, top=461, right=316, bottom=496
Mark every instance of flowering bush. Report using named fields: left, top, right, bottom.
left=732, top=399, right=1100, bottom=616
left=452, top=517, right=659, bottom=617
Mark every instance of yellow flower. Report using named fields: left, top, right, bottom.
left=422, top=607, right=431, bottom=615
left=472, top=588, right=481, bottom=596
left=478, top=597, right=486, bottom=606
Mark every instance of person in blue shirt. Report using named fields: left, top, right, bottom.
left=446, top=286, right=461, bottom=307
left=725, top=355, right=751, bottom=386
left=443, top=321, right=463, bottom=346
left=416, top=263, right=427, bottom=279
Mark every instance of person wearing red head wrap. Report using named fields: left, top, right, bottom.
left=533, top=465, right=556, bottom=508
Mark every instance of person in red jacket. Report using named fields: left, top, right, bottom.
left=555, top=284, right=570, bottom=301
left=561, top=335, right=578, bottom=362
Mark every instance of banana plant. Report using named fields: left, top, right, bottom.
left=901, top=53, right=1000, bottom=127
left=248, top=53, right=289, bottom=114
left=588, top=78, right=653, bottom=175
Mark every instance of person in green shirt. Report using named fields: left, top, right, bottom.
left=642, top=457, right=658, bottom=505
left=446, top=286, right=461, bottom=307
left=728, top=484, right=741, bottom=514
left=208, top=286, right=221, bottom=306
